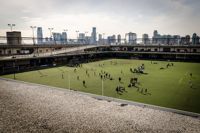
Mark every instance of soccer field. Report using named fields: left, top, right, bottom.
left=2, top=59, right=200, bottom=113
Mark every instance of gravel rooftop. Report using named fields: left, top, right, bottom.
left=0, top=79, right=200, bottom=133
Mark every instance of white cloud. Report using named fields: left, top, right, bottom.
left=0, top=0, right=199, bottom=38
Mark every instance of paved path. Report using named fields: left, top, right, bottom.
left=0, top=79, right=200, bottom=133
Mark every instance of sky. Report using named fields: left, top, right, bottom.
left=0, top=0, right=200, bottom=38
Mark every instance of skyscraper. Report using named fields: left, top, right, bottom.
left=61, top=32, right=67, bottom=44
left=117, top=34, right=121, bottom=44
left=91, top=27, right=97, bottom=44
left=53, top=33, right=62, bottom=44
left=98, top=34, right=102, bottom=44
left=98, top=34, right=102, bottom=41
left=37, top=27, right=43, bottom=44
left=142, top=34, right=149, bottom=45
left=152, top=30, right=159, bottom=44
left=128, top=32, right=137, bottom=44
left=192, top=33, right=199, bottom=45
left=78, top=33, right=86, bottom=44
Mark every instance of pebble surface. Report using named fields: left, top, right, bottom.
left=0, top=79, right=200, bottom=133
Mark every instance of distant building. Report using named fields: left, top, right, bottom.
left=53, top=33, right=62, bottom=44
left=85, top=36, right=91, bottom=44
left=192, top=33, right=199, bottom=45
left=117, top=34, right=121, bottom=44
left=98, top=34, right=103, bottom=44
left=78, top=33, right=86, bottom=44
left=142, top=34, right=149, bottom=45
left=128, top=32, right=137, bottom=44
left=173, top=35, right=181, bottom=45
left=37, top=27, right=43, bottom=44
left=6, top=31, right=22, bottom=45
left=91, top=27, right=97, bottom=44
left=61, top=32, right=67, bottom=44
left=112, top=35, right=116, bottom=44
left=185, top=35, right=191, bottom=45
left=44, top=37, right=49, bottom=44
left=107, top=35, right=116, bottom=45
left=180, top=35, right=190, bottom=45
left=98, top=34, right=102, bottom=41
left=152, top=30, right=158, bottom=44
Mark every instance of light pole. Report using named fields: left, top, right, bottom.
left=30, top=26, right=36, bottom=45
left=8, top=24, right=15, bottom=31
left=68, top=72, right=71, bottom=89
left=48, top=28, right=54, bottom=39
left=85, top=31, right=88, bottom=36
left=48, top=28, right=54, bottom=55
left=101, top=78, right=104, bottom=96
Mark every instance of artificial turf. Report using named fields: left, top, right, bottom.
left=2, top=59, right=200, bottom=113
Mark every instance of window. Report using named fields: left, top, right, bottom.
left=193, top=49, right=197, bottom=53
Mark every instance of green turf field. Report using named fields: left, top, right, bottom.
left=2, top=59, right=200, bottom=113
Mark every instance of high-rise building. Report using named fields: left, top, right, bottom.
left=117, top=34, right=121, bottom=44
left=79, top=33, right=86, bottom=44
left=53, top=33, right=62, bottom=44
left=37, top=27, right=43, bottom=44
left=192, top=33, right=199, bottom=45
left=61, top=32, right=67, bottom=44
left=91, top=27, right=97, bottom=44
left=152, top=30, right=160, bottom=44
left=112, top=35, right=116, bottom=44
left=98, top=34, right=103, bottom=44
left=98, top=34, right=102, bottom=41
left=128, top=32, right=137, bottom=44
left=142, top=34, right=149, bottom=45
left=185, top=35, right=190, bottom=45
left=173, top=35, right=181, bottom=45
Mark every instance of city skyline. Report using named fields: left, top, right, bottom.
left=0, top=0, right=200, bottom=38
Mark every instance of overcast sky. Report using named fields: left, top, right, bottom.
left=0, top=0, right=200, bottom=38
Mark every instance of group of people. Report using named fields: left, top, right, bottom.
left=137, top=88, right=151, bottom=95
left=99, top=70, right=113, bottom=80
left=128, top=77, right=138, bottom=87
left=115, top=85, right=127, bottom=95
left=160, top=62, right=174, bottom=70
left=130, top=64, right=145, bottom=74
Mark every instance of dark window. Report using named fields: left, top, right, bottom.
left=193, top=49, right=197, bottom=53
left=17, top=50, right=20, bottom=54
left=163, top=48, right=170, bottom=52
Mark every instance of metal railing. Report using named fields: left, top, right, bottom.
left=0, top=36, right=200, bottom=46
